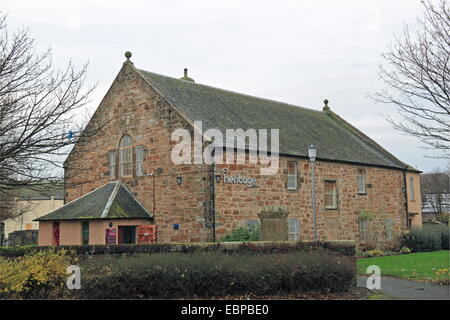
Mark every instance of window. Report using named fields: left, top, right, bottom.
left=288, top=218, right=300, bottom=241
left=82, top=222, right=89, bottom=245
left=135, top=146, right=144, bottom=176
left=409, top=177, right=415, bottom=200
left=246, top=220, right=260, bottom=230
left=359, top=219, right=370, bottom=243
left=287, top=161, right=298, bottom=190
left=109, top=151, right=116, bottom=179
left=385, top=219, right=393, bottom=241
left=324, top=180, right=338, bottom=209
left=357, top=169, right=366, bottom=194
left=119, top=135, right=132, bottom=177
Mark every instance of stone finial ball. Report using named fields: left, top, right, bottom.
left=125, top=51, right=132, bottom=59
left=324, top=99, right=329, bottom=105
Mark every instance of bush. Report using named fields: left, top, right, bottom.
left=75, top=251, right=354, bottom=299
left=401, top=224, right=449, bottom=252
left=0, top=249, right=74, bottom=299
left=400, top=246, right=412, bottom=254
left=219, top=225, right=260, bottom=242
left=365, top=250, right=386, bottom=257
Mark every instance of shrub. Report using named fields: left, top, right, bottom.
left=219, top=225, right=260, bottom=242
left=365, top=250, right=386, bottom=257
left=0, top=249, right=74, bottom=299
left=401, top=224, right=449, bottom=252
left=75, top=251, right=354, bottom=299
left=400, top=246, right=412, bottom=254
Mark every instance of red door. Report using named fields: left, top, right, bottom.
left=52, top=222, right=60, bottom=246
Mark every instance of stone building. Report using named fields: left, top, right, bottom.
left=37, top=52, right=422, bottom=247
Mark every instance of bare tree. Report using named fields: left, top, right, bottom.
left=373, top=0, right=449, bottom=158
left=0, top=13, right=105, bottom=195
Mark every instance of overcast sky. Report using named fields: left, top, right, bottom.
left=2, top=0, right=448, bottom=172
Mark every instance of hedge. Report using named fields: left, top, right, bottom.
left=73, top=251, right=355, bottom=299
left=401, top=224, right=449, bottom=252
left=0, top=240, right=355, bottom=258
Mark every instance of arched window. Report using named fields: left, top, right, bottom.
left=119, top=135, right=132, bottom=177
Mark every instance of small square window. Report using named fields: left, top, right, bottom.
left=246, top=220, right=260, bottom=230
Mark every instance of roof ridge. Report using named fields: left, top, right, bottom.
left=34, top=182, right=116, bottom=221
left=101, top=181, right=120, bottom=218
left=138, top=68, right=323, bottom=115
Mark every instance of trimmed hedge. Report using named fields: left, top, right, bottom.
left=401, top=224, right=449, bottom=252
left=73, top=251, right=355, bottom=299
left=0, top=240, right=355, bottom=258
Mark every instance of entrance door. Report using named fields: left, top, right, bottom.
left=118, top=226, right=136, bottom=244
left=52, top=222, right=60, bottom=246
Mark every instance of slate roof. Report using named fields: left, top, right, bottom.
left=35, top=181, right=153, bottom=221
left=138, top=68, right=414, bottom=171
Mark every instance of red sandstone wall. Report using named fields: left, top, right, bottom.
left=64, top=63, right=412, bottom=247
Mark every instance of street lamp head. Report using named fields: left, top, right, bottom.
left=308, top=144, right=317, bottom=161
left=214, top=173, right=221, bottom=184
left=176, top=175, right=183, bottom=185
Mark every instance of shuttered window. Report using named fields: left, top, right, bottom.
left=109, top=151, right=116, bottom=179
left=136, top=146, right=144, bottom=176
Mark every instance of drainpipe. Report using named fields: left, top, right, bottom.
left=211, top=162, right=216, bottom=242
left=403, top=169, right=409, bottom=229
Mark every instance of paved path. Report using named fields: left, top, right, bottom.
left=357, top=276, right=450, bottom=300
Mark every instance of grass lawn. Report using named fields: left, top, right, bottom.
left=357, top=250, right=450, bottom=283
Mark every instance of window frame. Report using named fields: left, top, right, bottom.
left=245, top=220, right=260, bottom=230
left=409, top=176, right=415, bottom=201
left=135, top=145, right=144, bottom=177
left=357, top=169, right=366, bottom=194
left=287, top=161, right=298, bottom=190
left=109, top=150, right=117, bottom=179
left=385, top=218, right=393, bottom=241
left=119, top=135, right=133, bottom=177
left=288, top=218, right=300, bottom=241
left=324, top=180, right=338, bottom=209
left=359, top=219, right=370, bottom=243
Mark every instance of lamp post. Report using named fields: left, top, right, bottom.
left=308, top=144, right=318, bottom=241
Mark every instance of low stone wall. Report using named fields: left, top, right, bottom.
left=0, top=240, right=355, bottom=258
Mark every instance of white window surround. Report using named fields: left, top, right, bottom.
left=288, top=218, right=300, bottom=241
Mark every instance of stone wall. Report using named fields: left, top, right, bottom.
left=64, top=63, right=414, bottom=247
left=65, top=62, right=213, bottom=243
left=214, top=156, right=409, bottom=247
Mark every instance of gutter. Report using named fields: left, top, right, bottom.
left=403, top=169, right=410, bottom=229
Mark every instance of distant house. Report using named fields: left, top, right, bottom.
left=420, top=173, right=450, bottom=223
left=1, top=187, right=64, bottom=245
